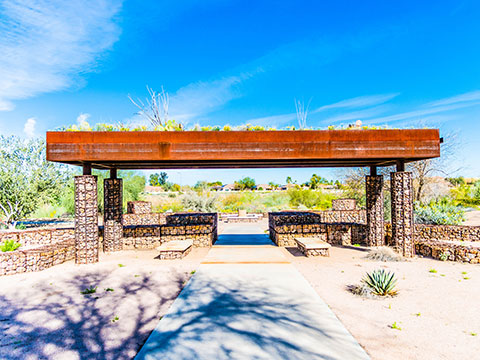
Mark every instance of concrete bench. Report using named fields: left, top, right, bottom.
left=295, top=237, right=331, bottom=257
left=156, top=240, right=193, bottom=260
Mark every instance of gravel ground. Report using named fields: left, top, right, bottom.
left=289, top=246, right=480, bottom=360
left=0, top=248, right=208, bottom=360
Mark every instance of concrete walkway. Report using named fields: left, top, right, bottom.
left=136, top=225, right=370, bottom=360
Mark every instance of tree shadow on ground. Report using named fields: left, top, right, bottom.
left=136, top=271, right=365, bottom=360
left=0, top=268, right=188, bottom=360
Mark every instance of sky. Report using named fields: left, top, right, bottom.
left=0, top=0, right=479, bottom=185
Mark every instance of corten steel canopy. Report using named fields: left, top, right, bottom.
left=46, top=129, right=441, bottom=170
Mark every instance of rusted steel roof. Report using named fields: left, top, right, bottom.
left=46, top=129, right=441, bottom=169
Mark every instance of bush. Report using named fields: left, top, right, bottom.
left=287, top=189, right=336, bottom=209
left=365, top=247, right=403, bottom=262
left=414, top=201, right=465, bottom=225
left=181, top=192, right=217, bottom=212
left=362, top=269, right=398, bottom=296
left=0, top=240, right=21, bottom=252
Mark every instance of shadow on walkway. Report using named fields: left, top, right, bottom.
left=215, top=233, right=273, bottom=246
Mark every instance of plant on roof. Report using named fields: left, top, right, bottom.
left=362, top=269, right=398, bottom=296
left=0, top=240, right=21, bottom=252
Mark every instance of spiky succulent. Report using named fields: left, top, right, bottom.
left=362, top=269, right=398, bottom=296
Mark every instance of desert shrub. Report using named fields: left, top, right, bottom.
left=365, top=247, right=403, bottom=262
left=0, top=240, right=21, bottom=252
left=287, top=189, right=336, bottom=209
left=414, top=201, right=465, bottom=225
left=181, top=192, right=217, bottom=212
left=362, top=269, right=398, bottom=296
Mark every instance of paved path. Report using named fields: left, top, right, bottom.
left=136, top=224, right=370, bottom=360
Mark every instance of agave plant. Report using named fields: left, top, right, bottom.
left=362, top=269, right=398, bottom=296
left=0, top=240, right=21, bottom=252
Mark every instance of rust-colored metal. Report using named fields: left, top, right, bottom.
left=46, top=129, right=441, bottom=169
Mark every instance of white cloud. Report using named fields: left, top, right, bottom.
left=311, top=93, right=399, bottom=113
left=23, top=117, right=36, bottom=137
left=0, top=0, right=122, bottom=111
left=169, top=72, right=258, bottom=122
left=244, top=94, right=398, bottom=127
left=76, top=113, right=91, bottom=125
left=366, top=101, right=480, bottom=124
left=425, top=90, right=480, bottom=108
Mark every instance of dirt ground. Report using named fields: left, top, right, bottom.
left=289, top=246, right=480, bottom=360
left=463, top=210, right=480, bottom=226
left=0, top=248, right=209, bottom=360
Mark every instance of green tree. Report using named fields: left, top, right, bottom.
left=235, top=177, right=256, bottom=190
left=286, top=176, right=293, bottom=184
left=149, top=172, right=168, bottom=186
left=0, top=136, right=72, bottom=227
left=308, top=174, right=330, bottom=189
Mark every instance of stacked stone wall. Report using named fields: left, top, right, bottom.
left=415, top=240, right=480, bottom=264
left=122, top=213, right=166, bottom=226
left=0, top=237, right=75, bottom=276
left=0, top=228, right=74, bottom=248
left=366, top=175, right=385, bottom=247
left=332, top=199, right=357, bottom=211
left=74, top=175, right=99, bottom=264
left=127, top=201, right=152, bottom=214
left=104, top=178, right=123, bottom=252
left=391, top=172, right=415, bottom=257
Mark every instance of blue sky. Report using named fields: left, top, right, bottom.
left=0, top=0, right=479, bottom=184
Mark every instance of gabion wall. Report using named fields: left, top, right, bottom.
left=104, top=178, right=123, bottom=252
left=366, top=175, right=385, bottom=247
left=74, top=175, right=99, bottom=264
left=391, top=172, right=415, bottom=257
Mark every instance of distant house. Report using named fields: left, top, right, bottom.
left=255, top=183, right=273, bottom=191
left=220, top=183, right=237, bottom=192
left=211, top=185, right=223, bottom=191
left=279, top=183, right=296, bottom=191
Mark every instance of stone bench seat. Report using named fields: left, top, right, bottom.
left=295, top=237, right=331, bottom=257
left=156, top=240, right=193, bottom=260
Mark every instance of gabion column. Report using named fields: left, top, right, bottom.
left=74, top=175, right=99, bottom=264
left=104, top=178, right=123, bottom=252
left=366, top=175, right=385, bottom=247
left=390, top=171, right=415, bottom=257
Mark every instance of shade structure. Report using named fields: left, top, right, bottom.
left=46, top=129, right=441, bottom=169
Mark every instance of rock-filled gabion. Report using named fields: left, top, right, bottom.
left=0, top=228, right=74, bottom=247
left=0, top=238, right=75, bottom=276
left=104, top=178, right=123, bottom=252
left=391, top=171, right=415, bottom=257
left=332, top=199, right=357, bottom=211
left=366, top=175, right=385, bottom=247
left=127, top=201, right=152, bottom=214
left=123, top=213, right=167, bottom=226
left=74, top=175, right=99, bottom=264
left=268, top=212, right=367, bottom=247
left=415, top=240, right=480, bottom=264
left=158, top=246, right=192, bottom=260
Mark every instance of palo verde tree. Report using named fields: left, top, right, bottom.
left=0, top=136, right=72, bottom=228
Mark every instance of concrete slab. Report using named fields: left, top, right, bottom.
left=136, top=262, right=370, bottom=360
left=202, top=246, right=290, bottom=264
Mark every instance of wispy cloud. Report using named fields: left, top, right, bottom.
left=0, top=0, right=122, bottom=111
left=425, top=90, right=480, bottom=108
left=169, top=71, right=260, bottom=123
left=245, top=94, right=398, bottom=127
left=365, top=91, right=480, bottom=124
left=311, top=93, right=399, bottom=113
left=23, top=117, right=36, bottom=137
